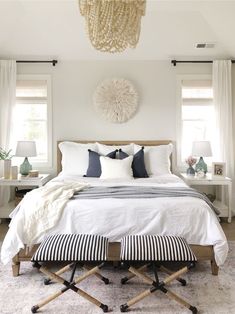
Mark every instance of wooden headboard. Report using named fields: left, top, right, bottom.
left=57, top=140, right=173, bottom=174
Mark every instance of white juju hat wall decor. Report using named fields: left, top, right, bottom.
left=93, top=78, right=138, bottom=123
left=79, top=0, right=146, bottom=53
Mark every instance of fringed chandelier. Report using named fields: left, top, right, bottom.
left=79, top=0, right=146, bottom=53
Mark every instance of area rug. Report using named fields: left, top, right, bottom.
left=0, top=242, right=234, bottom=314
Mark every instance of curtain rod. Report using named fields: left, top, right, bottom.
left=171, top=60, right=235, bottom=66
left=16, top=60, right=58, bottom=66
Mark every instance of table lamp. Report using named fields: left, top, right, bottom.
left=192, top=141, right=212, bottom=174
left=15, top=141, right=37, bottom=175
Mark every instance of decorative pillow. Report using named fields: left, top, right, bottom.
left=134, top=143, right=173, bottom=176
left=97, top=142, right=134, bottom=156
left=85, top=149, right=117, bottom=177
left=59, top=142, right=97, bottom=175
left=100, top=156, right=133, bottom=179
left=119, top=147, right=149, bottom=178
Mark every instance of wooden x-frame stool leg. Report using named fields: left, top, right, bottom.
left=121, top=263, right=186, bottom=286
left=43, top=262, right=109, bottom=285
left=31, top=262, right=109, bottom=313
left=120, top=263, right=198, bottom=314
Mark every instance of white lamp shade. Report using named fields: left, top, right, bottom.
left=192, top=141, right=212, bottom=157
left=15, top=141, right=37, bottom=157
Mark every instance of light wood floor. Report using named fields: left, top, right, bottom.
left=220, top=218, right=235, bottom=240
left=0, top=218, right=235, bottom=242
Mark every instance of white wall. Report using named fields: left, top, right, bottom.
left=17, top=61, right=218, bottom=173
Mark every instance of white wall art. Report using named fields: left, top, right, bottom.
left=93, top=78, right=138, bottom=123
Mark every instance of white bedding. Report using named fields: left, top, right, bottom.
left=1, top=174, right=228, bottom=266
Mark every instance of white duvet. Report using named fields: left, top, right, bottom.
left=1, top=174, right=228, bottom=266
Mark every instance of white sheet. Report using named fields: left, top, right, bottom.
left=1, top=174, right=228, bottom=266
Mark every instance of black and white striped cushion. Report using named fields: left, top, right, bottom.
left=120, top=235, right=197, bottom=262
left=32, top=234, right=108, bottom=262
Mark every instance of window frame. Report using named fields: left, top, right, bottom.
left=15, top=74, right=53, bottom=170
left=176, top=74, right=213, bottom=171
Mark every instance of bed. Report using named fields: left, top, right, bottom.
left=1, top=140, right=228, bottom=276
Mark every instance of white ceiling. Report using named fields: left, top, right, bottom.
left=0, top=0, right=235, bottom=61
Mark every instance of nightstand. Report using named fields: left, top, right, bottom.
left=180, top=173, right=232, bottom=223
left=0, top=174, right=51, bottom=222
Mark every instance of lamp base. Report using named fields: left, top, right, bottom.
left=20, top=157, right=32, bottom=176
left=195, top=157, right=207, bottom=174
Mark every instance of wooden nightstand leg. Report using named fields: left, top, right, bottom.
left=12, top=254, right=20, bottom=277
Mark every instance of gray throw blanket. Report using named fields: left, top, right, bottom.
left=74, top=186, right=220, bottom=215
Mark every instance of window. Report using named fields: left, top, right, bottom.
left=177, top=77, right=216, bottom=165
left=12, top=75, right=52, bottom=168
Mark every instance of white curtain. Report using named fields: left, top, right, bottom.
left=213, top=60, right=234, bottom=212
left=0, top=60, right=16, bottom=206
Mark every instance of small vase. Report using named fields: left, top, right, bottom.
left=4, top=159, right=11, bottom=179
left=186, top=165, right=195, bottom=176
left=11, top=166, right=18, bottom=179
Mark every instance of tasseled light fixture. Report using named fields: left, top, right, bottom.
left=79, top=0, right=146, bottom=53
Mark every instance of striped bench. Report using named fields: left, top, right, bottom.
left=31, top=234, right=109, bottom=313
left=120, top=235, right=198, bottom=314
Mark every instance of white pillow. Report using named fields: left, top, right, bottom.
left=59, top=141, right=97, bottom=175
left=97, top=142, right=134, bottom=155
left=100, top=155, right=133, bottom=179
left=134, top=143, right=173, bottom=175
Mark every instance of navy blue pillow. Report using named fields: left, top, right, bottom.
left=119, top=147, right=149, bottom=178
left=85, top=149, right=117, bottom=177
